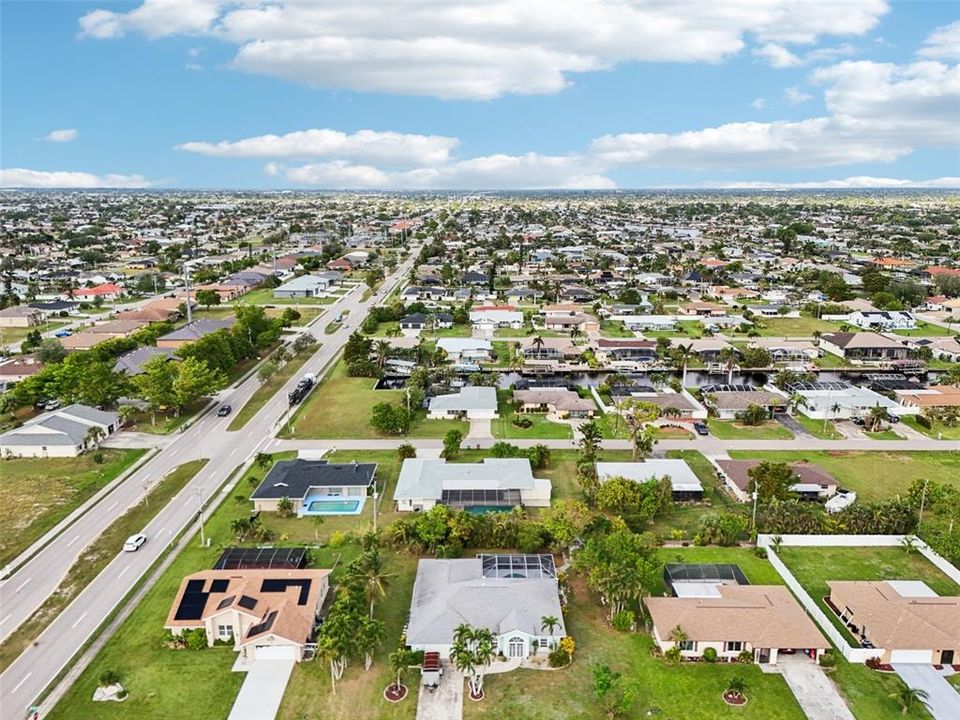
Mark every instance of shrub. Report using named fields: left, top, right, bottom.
left=397, top=443, right=417, bottom=459
left=328, top=531, right=349, bottom=548
left=664, top=647, right=682, bottom=664
left=865, top=656, right=882, bottom=670
left=184, top=628, right=208, bottom=650
left=512, top=416, right=533, bottom=429
left=116, top=689, right=128, bottom=700
left=737, top=649, right=754, bottom=663
left=516, top=523, right=546, bottom=553
left=98, top=670, right=121, bottom=687
left=915, top=414, right=932, bottom=429
left=753, top=547, right=768, bottom=559
left=819, top=650, right=838, bottom=668
left=702, top=647, right=718, bottom=663
left=548, top=647, right=570, bottom=668
left=276, top=496, right=295, bottom=518
left=611, top=610, right=634, bottom=632
left=92, top=451, right=105, bottom=465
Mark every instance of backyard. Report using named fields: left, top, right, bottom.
left=280, top=359, right=467, bottom=439
left=727, top=450, right=960, bottom=500
left=0, top=449, right=147, bottom=567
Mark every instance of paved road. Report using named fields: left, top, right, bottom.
left=270, top=436, right=960, bottom=453
left=0, top=252, right=417, bottom=719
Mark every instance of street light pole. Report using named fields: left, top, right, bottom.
left=918, top=478, right=930, bottom=526
left=196, top=487, right=206, bottom=547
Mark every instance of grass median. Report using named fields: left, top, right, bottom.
left=0, top=459, right=208, bottom=672
left=227, top=351, right=314, bottom=430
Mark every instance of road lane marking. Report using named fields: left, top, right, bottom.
left=71, top=612, right=88, bottom=629
left=106, top=501, right=119, bottom=512
left=15, top=577, right=31, bottom=592
left=11, top=672, right=31, bottom=693
left=118, top=566, right=130, bottom=578
left=66, top=535, right=81, bottom=548
left=0, top=613, right=11, bottom=626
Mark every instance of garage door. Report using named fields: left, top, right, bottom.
left=889, top=649, right=934, bottom=664
left=255, top=645, right=298, bottom=661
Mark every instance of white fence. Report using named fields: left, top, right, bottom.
left=757, top=534, right=960, bottom=663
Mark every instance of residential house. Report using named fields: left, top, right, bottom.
left=435, top=338, right=493, bottom=363
left=250, top=459, right=377, bottom=515
left=848, top=310, right=917, bottom=331
left=156, top=318, right=235, bottom=349
left=427, top=386, right=498, bottom=419
left=679, top=301, right=726, bottom=317
left=0, top=404, right=119, bottom=458
left=819, top=332, right=909, bottom=365
left=0, top=356, right=44, bottom=392
left=114, top=346, right=179, bottom=376
left=393, top=458, right=551, bottom=512
left=591, top=338, right=659, bottom=365
left=406, top=555, right=565, bottom=660
left=0, top=306, right=43, bottom=328
left=702, top=388, right=789, bottom=420
left=607, top=387, right=708, bottom=419
left=613, top=315, right=677, bottom=332
left=469, top=306, right=524, bottom=330
left=826, top=581, right=959, bottom=664
left=786, top=381, right=914, bottom=420
left=164, top=568, right=331, bottom=662
left=895, top=384, right=960, bottom=412
left=714, top=459, right=838, bottom=502
left=512, top=388, right=596, bottom=418
left=399, top=312, right=429, bottom=331
left=67, top=283, right=125, bottom=302
left=272, top=272, right=341, bottom=299
left=597, top=459, right=703, bottom=501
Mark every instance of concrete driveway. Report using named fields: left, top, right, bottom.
left=893, top=664, right=960, bottom=720
left=227, top=659, right=295, bottom=720
left=416, top=668, right=463, bottom=720
left=466, top=418, right=492, bottom=439
left=780, top=663, right=855, bottom=720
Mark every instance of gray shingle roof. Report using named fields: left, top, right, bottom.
left=252, top=459, right=377, bottom=500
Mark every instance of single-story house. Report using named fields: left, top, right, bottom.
left=156, top=318, right=235, bottom=349
left=0, top=306, right=43, bottom=328
left=513, top=388, right=596, bottom=418
left=786, top=381, right=915, bottom=420
left=469, top=306, right=524, bottom=330
left=435, top=338, right=493, bottom=362
left=714, top=459, right=838, bottom=502
left=272, top=272, right=340, bottom=298
left=0, top=403, right=119, bottom=458
left=399, top=312, right=429, bottom=331
left=819, top=332, right=909, bottom=365
left=88, top=319, right=150, bottom=336
left=165, top=568, right=331, bottom=662
left=746, top=338, right=818, bottom=363
left=896, top=384, right=960, bottom=411
left=406, top=555, right=565, bottom=660
left=541, top=313, right=599, bottom=334
left=67, top=283, right=125, bottom=302
left=427, top=386, right=498, bottom=419
left=597, top=459, right=703, bottom=501
left=114, top=346, right=180, bottom=376
left=251, top=459, right=377, bottom=515
left=646, top=580, right=829, bottom=665
left=826, top=581, right=959, bottom=664
left=679, top=301, right=726, bottom=317
left=518, top=336, right=581, bottom=363
left=28, top=299, right=79, bottom=320
left=687, top=338, right=737, bottom=362
left=702, top=389, right=789, bottom=420
left=591, top=338, right=659, bottom=365
left=394, top=458, right=551, bottom=512
left=0, top=356, right=44, bottom=391
left=848, top=310, right=916, bottom=331
left=899, top=336, right=960, bottom=363
left=612, top=315, right=677, bottom=332
left=608, top=388, right=708, bottom=419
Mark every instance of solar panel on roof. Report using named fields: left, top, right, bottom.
left=216, top=595, right=235, bottom=610
left=238, top=595, right=258, bottom=611
left=210, top=579, right=229, bottom=593
left=261, top=578, right=312, bottom=605
left=248, top=610, right=277, bottom=637
left=185, top=579, right=205, bottom=592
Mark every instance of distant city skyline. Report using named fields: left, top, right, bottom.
left=2, top=0, right=958, bottom=190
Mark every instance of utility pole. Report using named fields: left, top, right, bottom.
left=372, top=482, right=379, bottom=533
left=751, top=490, right=759, bottom=533
left=918, top=478, right=930, bottom=526
left=183, top=263, right=193, bottom=323
left=195, top=487, right=206, bottom=547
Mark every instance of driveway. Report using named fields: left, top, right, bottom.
left=466, top=418, right=493, bottom=439
left=227, top=659, right=295, bottom=720
left=780, top=663, right=855, bottom=720
left=893, top=664, right=960, bottom=720
left=416, top=668, right=463, bottom=720
left=776, top=414, right=810, bottom=438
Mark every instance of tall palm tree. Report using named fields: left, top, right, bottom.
left=540, top=615, right=561, bottom=644
left=672, top=343, right=695, bottom=387
left=718, top=346, right=738, bottom=384
left=374, top=339, right=391, bottom=369
left=867, top=404, right=889, bottom=432
left=532, top=334, right=546, bottom=355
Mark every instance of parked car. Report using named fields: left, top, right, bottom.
left=217, top=404, right=232, bottom=417
left=123, top=533, right=147, bottom=552
left=54, top=329, right=73, bottom=337
left=44, top=399, right=61, bottom=411
left=852, top=416, right=865, bottom=426
left=693, top=421, right=709, bottom=436
left=888, top=414, right=901, bottom=424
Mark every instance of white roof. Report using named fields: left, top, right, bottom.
left=436, top=338, right=493, bottom=353
left=674, top=583, right=723, bottom=598
left=428, top=386, right=497, bottom=412
left=596, top=459, right=703, bottom=492
left=886, top=580, right=938, bottom=598
left=394, top=458, right=535, bottom=501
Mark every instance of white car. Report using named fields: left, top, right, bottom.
left=123, top=533, right=147, bottom=552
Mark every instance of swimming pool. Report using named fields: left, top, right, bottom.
left=303, top=497, right=364, bottom=515
left=464, top=505, right=514, bottom=515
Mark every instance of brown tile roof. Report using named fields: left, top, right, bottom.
left=709, top=391, right=787, bottom=410
left=715, top=460, right=837, bottom=492
left=822, top=332, right=905, bottom=350
left=828, top=581, right=960, bottom=650
left=646, top=585, right=829, bottom=649
left=514, top=389, right=595, bottom=412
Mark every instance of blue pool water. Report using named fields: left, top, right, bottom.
left=303, top=497, right=364, bottom=515
left=464, top=505, right=514, bottom=515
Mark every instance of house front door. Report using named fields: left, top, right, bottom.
left=941, top=649, right=954, bottom=665
left=507, top=637, right=525, bottom=658
left=757, top=648, right=770, bottom=664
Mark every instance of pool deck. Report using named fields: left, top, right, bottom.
left=298, top=495, right=366, bottom=516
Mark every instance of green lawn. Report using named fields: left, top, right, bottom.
left=902, top=415, right=960, bottom=440
left=727, top=450, right=960, bottom=501
left=227, top=350, right=314, bottom=430
left=0, top=319, right=69, bottom=348
left=47, top=453, right=405, bottom=720
left=429, top=324, right=473, bottom=338
left=753, top=316, right=841, bottom=337
left=892, top=322, right=956, bottom=337
left=777, top=545, right=960, bottom=650
left=863, top=429, right=901, bottom=440
left=708, top=419, right=794, bottom=440
left=815, top=353, right=852, bottom=369
left=280, top=359, right=467, bottom=439
left=644, top=321, right=705, bottom=339
left=0, top=449, right=147, bottom=568
left=794, top=414, right=843, bottom=440
left=238, top=287, right=336, bottom=305
left=0, top=459, right=207, bottom=673
left=127, top=398, right=209, bottom=435
left=599, top=320, right=635, bottom=338
left=492, top=392, right=574, bottom=440
left=469, top=548, right=807, bottom=720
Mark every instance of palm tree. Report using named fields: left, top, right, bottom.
left=827, top=401, right=842, bottom=435
left=540, top=615, right=561, bottom=647
left=890, top=682, right=929, bottom=715
left=668, top=625, right=688, bottom=645
left=532, top=334, right=546, bottom=356
left=374, top=339, right=391, bottom=369
left=726, top=675, right=747, bottom=699
left=942, top=362, right=960, bottom=387
left=867, top=404, right=890, bottom=432
left=349, top=548, right=395, bottom=618
left=84, top=425, right=106, bottom=450
left=388, top=648, right=413, bottom=692
left=569, top=326, right=581, bottom=344
left=254, top=452, right=271, bottom=470
left=718, top=346, right=738, bottom=384
left=357, top=615, right=387, bottom=671
left=672, top=343, right=695, bottom=387
left=770, top=535, right=784, bottom=553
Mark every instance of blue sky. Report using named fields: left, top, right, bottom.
left=2, top=0, right=958, bottom=189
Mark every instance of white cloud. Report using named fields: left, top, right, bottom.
left=754, top=42, right=855, bottom=69
left=751, top=98, right=766, bottom=110
left=41, top=128, right=78, bottom=143
left=177, top=128, right=459, bottom=166
left=78, top=0, right=889, bottom=99
left=784, top=86, right=812, bottom=104
left=692, top=176, right=960, bottom=189
left=918, top=21, right=960, bottom=60
left=0, top=168, right=154, bottom=188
